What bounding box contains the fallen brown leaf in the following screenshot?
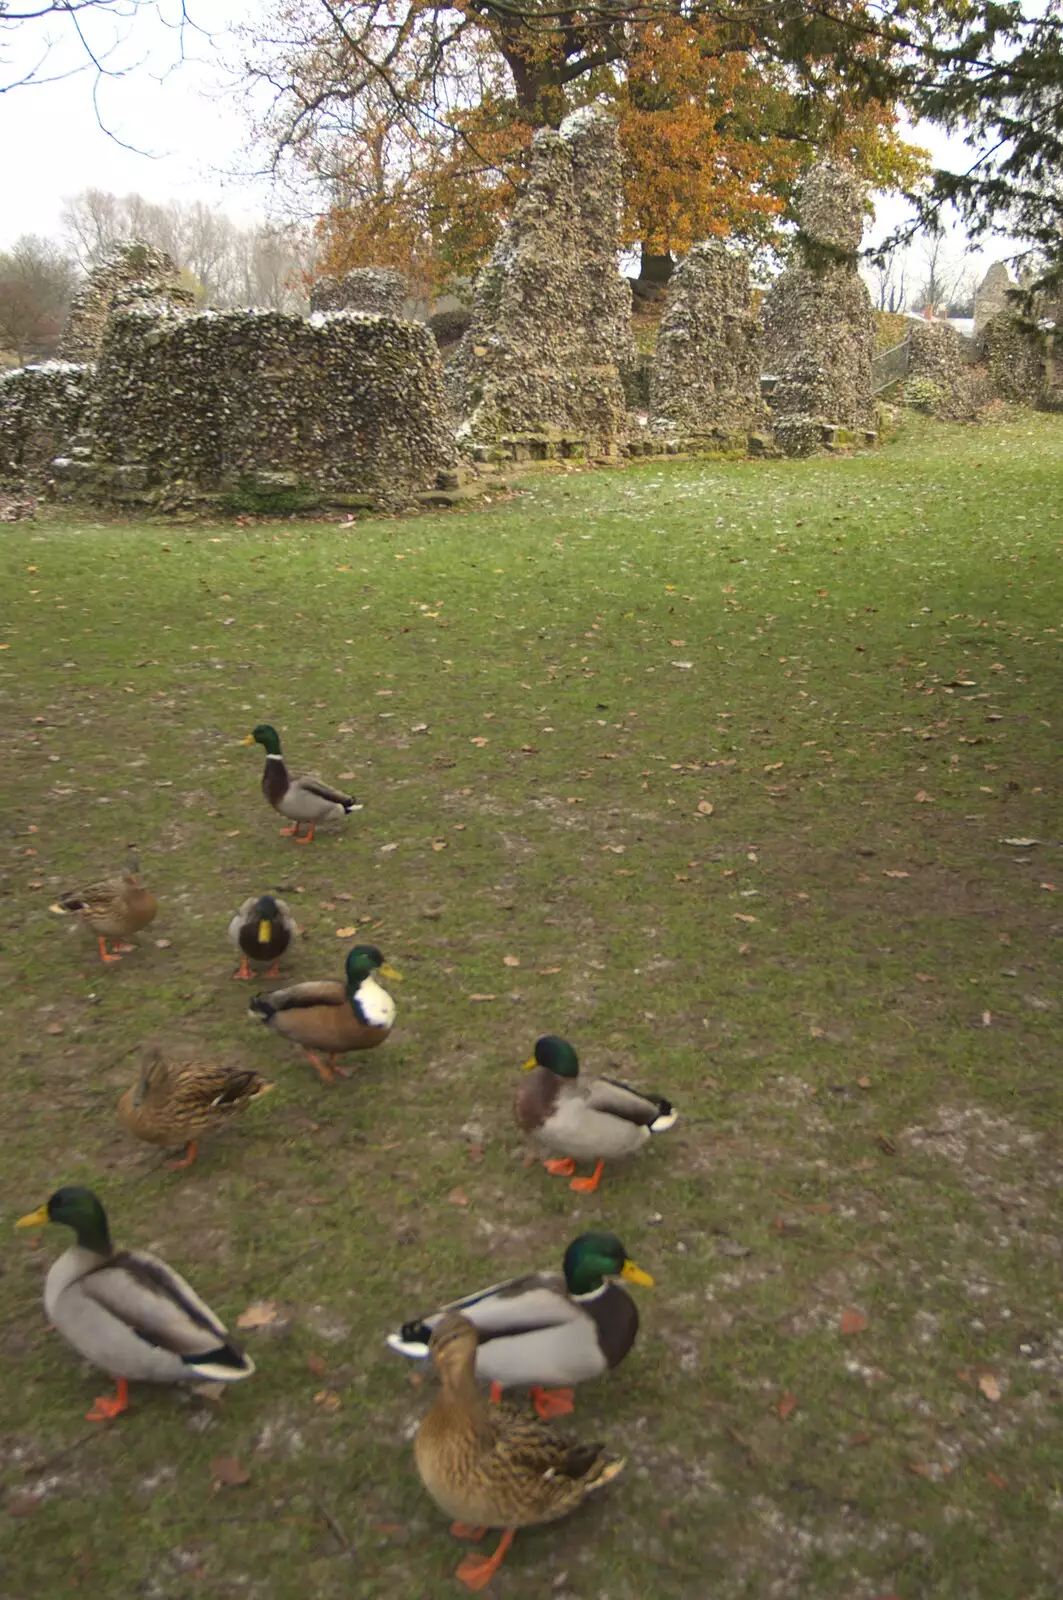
[503,955,520,967]
[883,870,910,879]
[236,1300,278,1330]
[448,1186,470,1207]
[313,1390,342,1412]
[431,839,447,851]
[307,1354,327,1378]
[468,993,496,1002]
[210,1455,251,1488]
[856,1076,872,1089]
[467,1143,484,1164]
[777,1391,798,1421]
[734,913,757,924]
[977,1371,1002,1402]
[335,926,357,938]
[840,1308,869,1336]
[697,800,715,815]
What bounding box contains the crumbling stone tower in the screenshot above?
[649,239,769,443]
[450,106,632,458]
[761,162,876,456]
[59,241,194,364]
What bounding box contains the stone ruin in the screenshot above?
[973,262,1017,336]
[761,160,876,456]
[450,106,635,460]
[59,241,194,364]
[0,361,92,488]
[902,320,984,420]
[309,267,411,317]
[981,313,1047,405]
[57,304,456,512]
[649,239,770,446]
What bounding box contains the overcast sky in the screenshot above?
[0,0,1010,281]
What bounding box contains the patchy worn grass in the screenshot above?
[2,411,1062,1599]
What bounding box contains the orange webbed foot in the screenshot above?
[544,1158,576,1177]
[280,823,302,837]
[86,1378,129,1422]
[165,1141,198,1171]
[233,959,254,980]
[450,1523,488,1541]
[530,1385,575,1419]
[294,825,315,845]
[455,1530,515,1591]
[303,1050,335,1084]
[489,1381,503,1405]
[97,937,122,964]
[264,962,281,978]
[570,1159,605,1194]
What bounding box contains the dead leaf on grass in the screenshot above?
[448,1187,470,1207]
[431,839,447,851]
[503,955,520,967]
[236,1300,278,1330]
[856,1076,871,1090]
[470,736,489,747]
[468,993,496,1002]
[313,1390,342,1412]
[697,800,714,815]
[985,1471,1009,1490]
[307,1354,327,1378]
[883,870,910,879]
[1002,837,1039,848]
[335,926,357,938]
[210,1456,251,1488]
[914,791,934,803]
[467,1143,484,1164]
[777,1392,798,1421]
[734,913,757,924]
[981,1010,993,1027]
[840,1308,868,1336]
[977,1371,1002,1402]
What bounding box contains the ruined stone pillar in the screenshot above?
[760,162,876,456]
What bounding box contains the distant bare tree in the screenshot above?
[61,188,314,310]
[0,234,79,362]
[866,247,910,314]
[911,228,971,316]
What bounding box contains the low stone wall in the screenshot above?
[649,239,769,445]
[63,306,456,511]
[309,267,411,316]
[0,362,93,486]
[901,320,985,419]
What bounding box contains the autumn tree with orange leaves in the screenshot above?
[244,0,924,295]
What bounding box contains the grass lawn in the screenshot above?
[2,411,1061,1599]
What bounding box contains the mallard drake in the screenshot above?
[248,943,400,1083]
[388,1231,653,1419]
[15,1186,255,1421]
[118,1047,274,1170]
[415,1312,625,1591]
[228,892,295,980]
[515,1035,677,1194]
[241,724,361,843]
[53,849,157,963]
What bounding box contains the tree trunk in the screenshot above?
[637,249,675,286]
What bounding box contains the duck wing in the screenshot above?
[257,980,347,1014]
[584,1076,673,1127]
[390,1271,571,1353]
[292,774,355,806]
[79,1249,249,1369]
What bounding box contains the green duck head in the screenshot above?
[523,1034,579,1079]
[345,944,402,990]
[16,1186,113,1255]
[563,1231,654,1296]
[242,724,282,755]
